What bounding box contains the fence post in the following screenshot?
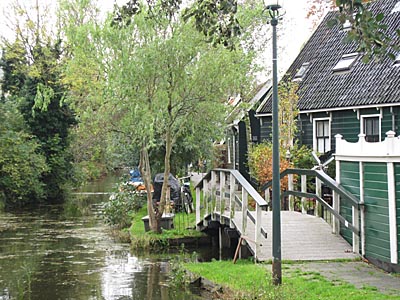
[352,205,360,253]
[211,171,217,220]
[288,173,294,211]
[301,175,307,214]
[242,189,248,236]
[315,177,321,217]
[220,171,226,217]
[196,187,201,228]
[203,179,209,226]
[255,203,262,259]
[265,188,271,211]
[230,173,235,228]
[332,191,340,234]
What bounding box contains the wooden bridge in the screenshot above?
[194,169,361,262]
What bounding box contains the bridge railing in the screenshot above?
[260,168,362,254]
[194,169,268,257]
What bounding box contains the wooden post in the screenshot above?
[203,179,209,226]
[332,191,340,234]
[230,173,235,228]
[220,171,226,216]
[196,187,201,228]
[301,175,307,214]
[387,162,398,264]
[288,173,294,211]
[255,203,262,259]
[359,161,365,256]
[315,177,321,217]
[242,189,248,236]
[352,206,360,254]
[265,188,271,211]
[211,171,216,220]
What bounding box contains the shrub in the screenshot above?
[248,142,293,190]
[103,182,146,229]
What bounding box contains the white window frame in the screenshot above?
[333,53,359,72]
[360,114,381,142]
[393,53,400,67]
[293,62,310,81]
[313,117,331,153]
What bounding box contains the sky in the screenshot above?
[0,0,319,83]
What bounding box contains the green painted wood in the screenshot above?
[364,162,391,263]
[395,163,400,264]
[298,114,313,147]
[381,107,392,135]
[339,161,359,245]
[331,110,360,143]
[260,116,272,142]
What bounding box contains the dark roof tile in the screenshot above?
[258,0,400,114]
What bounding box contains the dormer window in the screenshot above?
[391,1,400,14]
[333,53,359,72]
[293,62,310,81]
[342,19,352,31]
[394,53,400,67]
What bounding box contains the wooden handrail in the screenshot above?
[260,168,360,207]
[282,190,360,235]
[195,168,268,208]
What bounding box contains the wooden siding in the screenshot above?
[364,162,391,263]
[395,163,400,263]
[381,107,393,135]
[339,161,359,244]
[260,116,272,142]
[298,114,313,147]
[395,107,400,133]
[332,110,359,144]
[258,107,398,152]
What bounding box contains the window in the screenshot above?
[333,53,359,72]
[314,119,331,153]
[362,115,380,142]
[342,20,352,31]
[391,1,400,14]
[393,53,400,67]
[293,62,310,81]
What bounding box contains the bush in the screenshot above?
[103,182,147,229]
[248,142,293,190]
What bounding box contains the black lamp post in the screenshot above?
[265,0,284,285]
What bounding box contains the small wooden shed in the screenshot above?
[335,131,400,272]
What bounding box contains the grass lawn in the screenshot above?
[183,260,400,300]
[129,205,204,248]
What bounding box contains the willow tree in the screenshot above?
[62,0,260,232]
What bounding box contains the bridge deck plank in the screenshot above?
[221,210,358,261]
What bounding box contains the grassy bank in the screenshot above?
[129,205,205,249]
[183,260,400,300]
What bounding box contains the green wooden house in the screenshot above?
[254,0,400,271]
[255,0,400,153]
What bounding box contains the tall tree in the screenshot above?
[1,1,77,203]
[62,0,261,232]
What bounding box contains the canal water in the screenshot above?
[0,175,207,300]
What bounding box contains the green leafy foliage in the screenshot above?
[183,0,241,50]
[103,183,147,229]
[0,100,48,207]
[0,3,77,204]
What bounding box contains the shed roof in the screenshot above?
[257,0,400,114]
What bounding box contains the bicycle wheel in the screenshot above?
[182,191,194,214]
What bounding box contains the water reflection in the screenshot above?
[0,175,203,300]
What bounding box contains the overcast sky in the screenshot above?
[0,0,318,82]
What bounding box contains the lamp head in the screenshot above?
[264,0,282,11]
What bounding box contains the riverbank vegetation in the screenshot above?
[182,260,400,300]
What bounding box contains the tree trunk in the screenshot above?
[139,142,159,232]
[155,126,173,229]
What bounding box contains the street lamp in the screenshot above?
[264,0,285,286]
